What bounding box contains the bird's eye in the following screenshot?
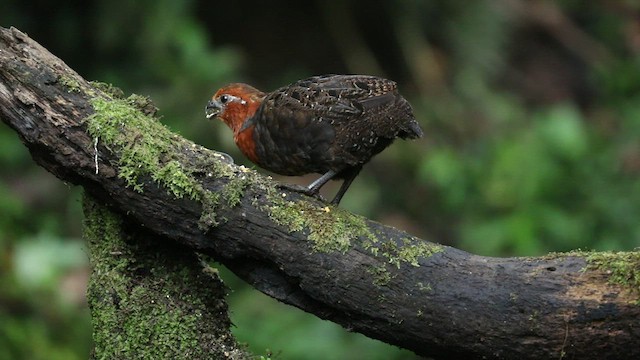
[219,95,229,104]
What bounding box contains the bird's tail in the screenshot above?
[400,119,424,139]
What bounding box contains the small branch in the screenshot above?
[1,26,638,359]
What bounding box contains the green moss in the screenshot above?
[268,199,375,253]
[126,94,159,116]
[267,196,443,276]
[221,172,252,208]
[396,238,443,267]
[87,96,203,200]
[83,195,249,359]
[58,74,82,92]
[90,81,125,99]
[366,265,393,286]
[586,251,640,299]
[199,192,221,229]
[379,237,443,269]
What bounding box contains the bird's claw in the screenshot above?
[277,183,327,202]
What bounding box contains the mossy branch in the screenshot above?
[1,26,639,359]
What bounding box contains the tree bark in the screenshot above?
[1,26,638,359]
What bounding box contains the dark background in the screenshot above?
[1,1,640,359]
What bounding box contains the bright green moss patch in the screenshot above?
[87,96,203,200]
[83,195,249,359]
[268,200,372,253]
[267,198,375,253]
[267,197,443,270]
[586,251,640,299]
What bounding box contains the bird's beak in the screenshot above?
[205,99,222,119]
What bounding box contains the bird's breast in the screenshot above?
[234,125,259,164]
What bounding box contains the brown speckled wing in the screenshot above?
[250,75,422,176]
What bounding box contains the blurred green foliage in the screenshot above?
[1,0,640,359]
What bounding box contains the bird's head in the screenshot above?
[206,83,265,133]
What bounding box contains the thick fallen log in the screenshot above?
[1,26,638,359]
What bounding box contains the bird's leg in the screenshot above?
[278,170,337,201]
[276,170,337,202]
[330,166,362,205]
[278,167,360,205]
[306,169,338,195]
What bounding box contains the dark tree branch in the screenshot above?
[1,26,638,359]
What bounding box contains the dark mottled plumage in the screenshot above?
[206,74,423,205]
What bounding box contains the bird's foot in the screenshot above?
[277,183,327,202]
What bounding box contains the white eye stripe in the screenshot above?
[219,94,247,105]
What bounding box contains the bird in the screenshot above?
[205,74,423,205]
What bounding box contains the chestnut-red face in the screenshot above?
[205,84,265,133]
